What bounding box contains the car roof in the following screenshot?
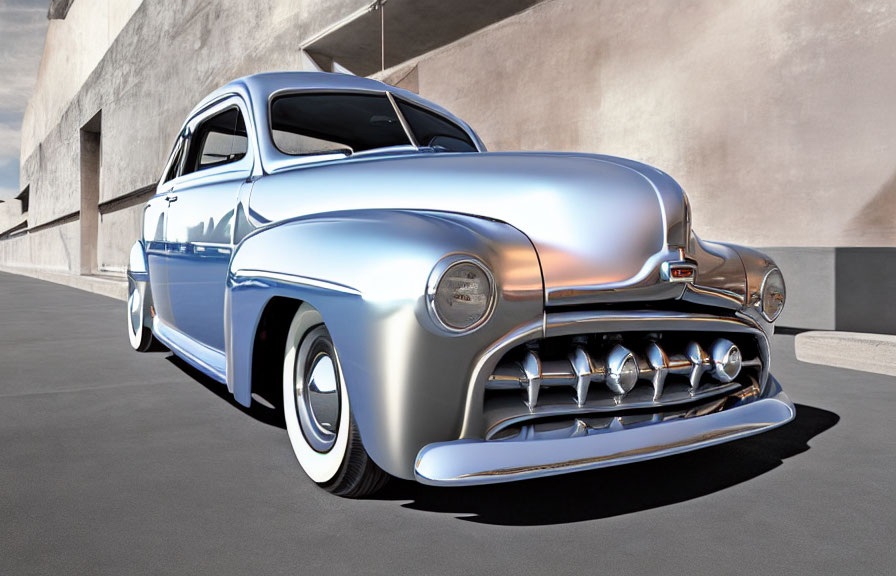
[189,71,462,127]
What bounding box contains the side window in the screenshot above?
[183,107,248,175]
[162,138,183,183]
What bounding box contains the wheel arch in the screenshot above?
[246,296,302,409]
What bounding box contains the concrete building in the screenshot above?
[2,0,896,334]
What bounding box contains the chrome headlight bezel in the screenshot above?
[758,267,786,322]
[426,255,496,334]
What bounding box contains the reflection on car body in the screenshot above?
[126,72,792,497]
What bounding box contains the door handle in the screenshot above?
[166,195,178,204]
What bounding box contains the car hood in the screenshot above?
[249,151,690,305]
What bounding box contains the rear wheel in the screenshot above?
[127,280,155,352]
[282,304,389,497]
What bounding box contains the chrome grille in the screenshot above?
[483,330,763,439]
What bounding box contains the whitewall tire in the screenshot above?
[282,303,388,497]
[127,280,155,352]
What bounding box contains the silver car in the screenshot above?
[126,71,793,497]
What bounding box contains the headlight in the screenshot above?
[427,257,495,332]
[759,268,786,322]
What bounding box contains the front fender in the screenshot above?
[226,209,544,479]
[726,244,782,332]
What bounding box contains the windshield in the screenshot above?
[395,99,477,152]
[270,92,476,157]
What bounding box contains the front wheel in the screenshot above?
[282,304,389,497]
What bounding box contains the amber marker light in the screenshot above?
[660,260,697,284]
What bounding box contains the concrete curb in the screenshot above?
[795,330,896,377]
[0,266,127,301]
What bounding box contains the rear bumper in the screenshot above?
[414,376,795,486]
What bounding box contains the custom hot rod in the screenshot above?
[127,72,793,497]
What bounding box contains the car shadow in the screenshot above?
[164,354,837,525]
[165,354,285,429]
[373,404,838,526]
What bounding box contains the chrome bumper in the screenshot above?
[414,376,795,486]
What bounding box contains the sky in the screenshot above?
[0,0,48,200]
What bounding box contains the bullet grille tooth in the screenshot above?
[491,336,755,411]
[520,350,541,412]
[644,341,669,401]
[569,346,594,408]
[686,341,712,394]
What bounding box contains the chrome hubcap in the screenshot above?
[295,338,341,453]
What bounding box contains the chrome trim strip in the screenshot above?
[232,269,362,296]
[386,91,420,148]
[267,152,351,172]
[192,241,232,254]
[683,282,745,307]
[417,378,794,486]
[152,318,227,382]
[459,318,544,438]
[543,310,764,338]
[351,145,419,158]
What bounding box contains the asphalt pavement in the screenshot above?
[1,270,893,575]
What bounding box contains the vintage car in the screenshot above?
[126,71,793,497]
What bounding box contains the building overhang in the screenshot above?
[48,0,75,20]
[301,0,544,77]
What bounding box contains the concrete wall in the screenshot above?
[835,248,896,334]
[380,0,896,249]
[0,220,79,272]
[6,0,896,333]
[0,199,25,236]
[14,0,370,275]
[21,0,143,158]
[97,204,142,273]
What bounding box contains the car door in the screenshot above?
[145,134,185,327]
[162,98,254,353]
